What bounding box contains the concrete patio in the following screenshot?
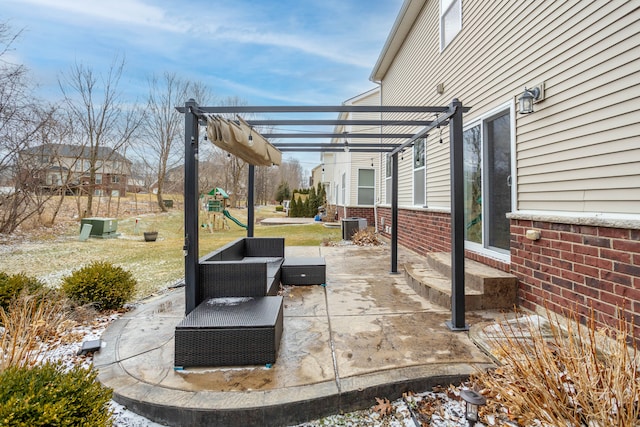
[94,244,499,426]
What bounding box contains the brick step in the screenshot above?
[404,252,518,310]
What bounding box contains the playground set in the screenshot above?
[201,187,247,231]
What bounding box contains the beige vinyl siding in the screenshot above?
[345,89,381,206]
[515,1,640,214]
[377,0,639,215]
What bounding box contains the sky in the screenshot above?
[3,0,403,171]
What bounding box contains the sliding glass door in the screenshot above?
[463,108,513,256]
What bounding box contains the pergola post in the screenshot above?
[247,164,255,237]
[390,152,399,274]
[446,98,467,331]
[183,99,199,315]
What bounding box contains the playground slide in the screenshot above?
[223,209,247,229]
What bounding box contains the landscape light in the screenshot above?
[460,389,487,426]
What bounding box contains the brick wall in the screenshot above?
[335,206,375,228]
[375,206,510,272]
[511,219,640,344]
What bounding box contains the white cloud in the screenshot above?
[11,0,185,33]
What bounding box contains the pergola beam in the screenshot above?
[177,105,449,114]
[247,119,440,126]
[262,133,414,139]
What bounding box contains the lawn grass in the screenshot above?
[1,207,340,298]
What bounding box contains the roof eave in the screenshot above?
[369,0,427,83]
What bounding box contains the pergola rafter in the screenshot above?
[179,98,471,331]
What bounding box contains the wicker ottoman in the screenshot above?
[174,296,283,367]
[281,257,326,285]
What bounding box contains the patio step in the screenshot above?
[404,252,517,310]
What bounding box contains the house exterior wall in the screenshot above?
[371,0,640,342]
[331,88,382,215]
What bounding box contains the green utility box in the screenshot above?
[207,200,223,212]
[80,217,119,238]
[163,199,174,208]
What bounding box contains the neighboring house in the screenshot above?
[325,88,382,227]
[331,1,639,341]
[19,143,131,196]
[150,164,184,195]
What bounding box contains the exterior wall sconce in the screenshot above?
[518,83,544,114]
[460,389,487,426]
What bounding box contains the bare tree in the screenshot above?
[275,158,305,195]
[139,73,188,211]
[0,22,59,233]
[58,57,142,217]
[138,74,215,211]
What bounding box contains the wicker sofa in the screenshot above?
[175,237,327,368]
[197,237,285,300]
[175,238,285,368]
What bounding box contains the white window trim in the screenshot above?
[412,139,426,207]
[357,168,376,206]
[463,101,515,263]
[440,0,462,52]
[384,153,392,204]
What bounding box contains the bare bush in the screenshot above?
[474,307,640,427]
[0,292,68,370]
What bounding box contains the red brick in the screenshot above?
[574,263,599,278]
[540,230,560,240]
[599,248,631,263]
[583,255,602,268]
[561,270,584,284]
[551,275,573,289]
[612,239,640,253]
[541,247,561,258]
[598,228,630,239]
[564,252,585,264]
[560,232,582,243]
[614,285,640,301]
[560,288,585,304]
[600,291,632,310]
[614,262,640,277]
[550,240,572,252]
[573,245,599,256]
[601,270,632,286]
[585,276,614,293]
[573,283,599,298]
[549,222,573,232]
[578,225,599,236]
[551,258,573,271]
[583,235,611,248]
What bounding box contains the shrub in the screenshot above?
[0,272,45,311]
[62,261,136,311]
[474,307,640,426]
[275,205,284,212]
[0,362,113,426]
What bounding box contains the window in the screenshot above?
[385,154,392,204]
[413,139,426,206]
[440,0,462,50]
[357,169,375,205]
[95,174,102,184]
[111,175,120,184]
[341,173,346,205]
